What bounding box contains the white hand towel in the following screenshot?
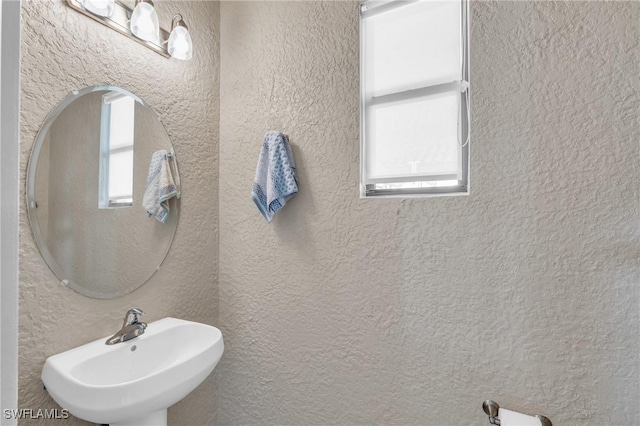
[142,149,180,223]
[251,131,298,223]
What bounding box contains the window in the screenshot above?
[360,0,470,197]
[98,93,136,208]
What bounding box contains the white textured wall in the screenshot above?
[219,1,639,425]
[19,1,219,425]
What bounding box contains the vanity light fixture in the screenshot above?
[167,14,193,61]
[65,0,193,60]
[130,0,159,43]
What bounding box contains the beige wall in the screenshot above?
[219,2,639,425]
[19,1,219,425]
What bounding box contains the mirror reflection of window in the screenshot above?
[99,93,135,208]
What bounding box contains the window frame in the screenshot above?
[359,0,470,198]
[98,92,136,208]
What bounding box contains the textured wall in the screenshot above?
[19,1,219,425]
[219,1,639,425]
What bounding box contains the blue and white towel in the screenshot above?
[251,131,298,223]
[142,149,181,223]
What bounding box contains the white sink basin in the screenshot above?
[41,317,224,426]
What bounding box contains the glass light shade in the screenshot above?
[82,0,115,17]
[130,1,159,42]
[168,25,193,60]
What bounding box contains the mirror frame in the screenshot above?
[26,85,180,298]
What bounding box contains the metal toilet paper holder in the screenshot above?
[483,400,552,426]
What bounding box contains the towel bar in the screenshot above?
[482,400,552,426]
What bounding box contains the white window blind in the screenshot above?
[360,0,470,197]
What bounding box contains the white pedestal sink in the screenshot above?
[41,317,224,426]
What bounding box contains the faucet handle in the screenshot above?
[123,308,145,327]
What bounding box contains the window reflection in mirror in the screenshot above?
[99,93,135,208]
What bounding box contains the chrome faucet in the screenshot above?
[105,308,147,345]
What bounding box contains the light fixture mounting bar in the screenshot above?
[65,0,171,58]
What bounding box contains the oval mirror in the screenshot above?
[26,86,180,299]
